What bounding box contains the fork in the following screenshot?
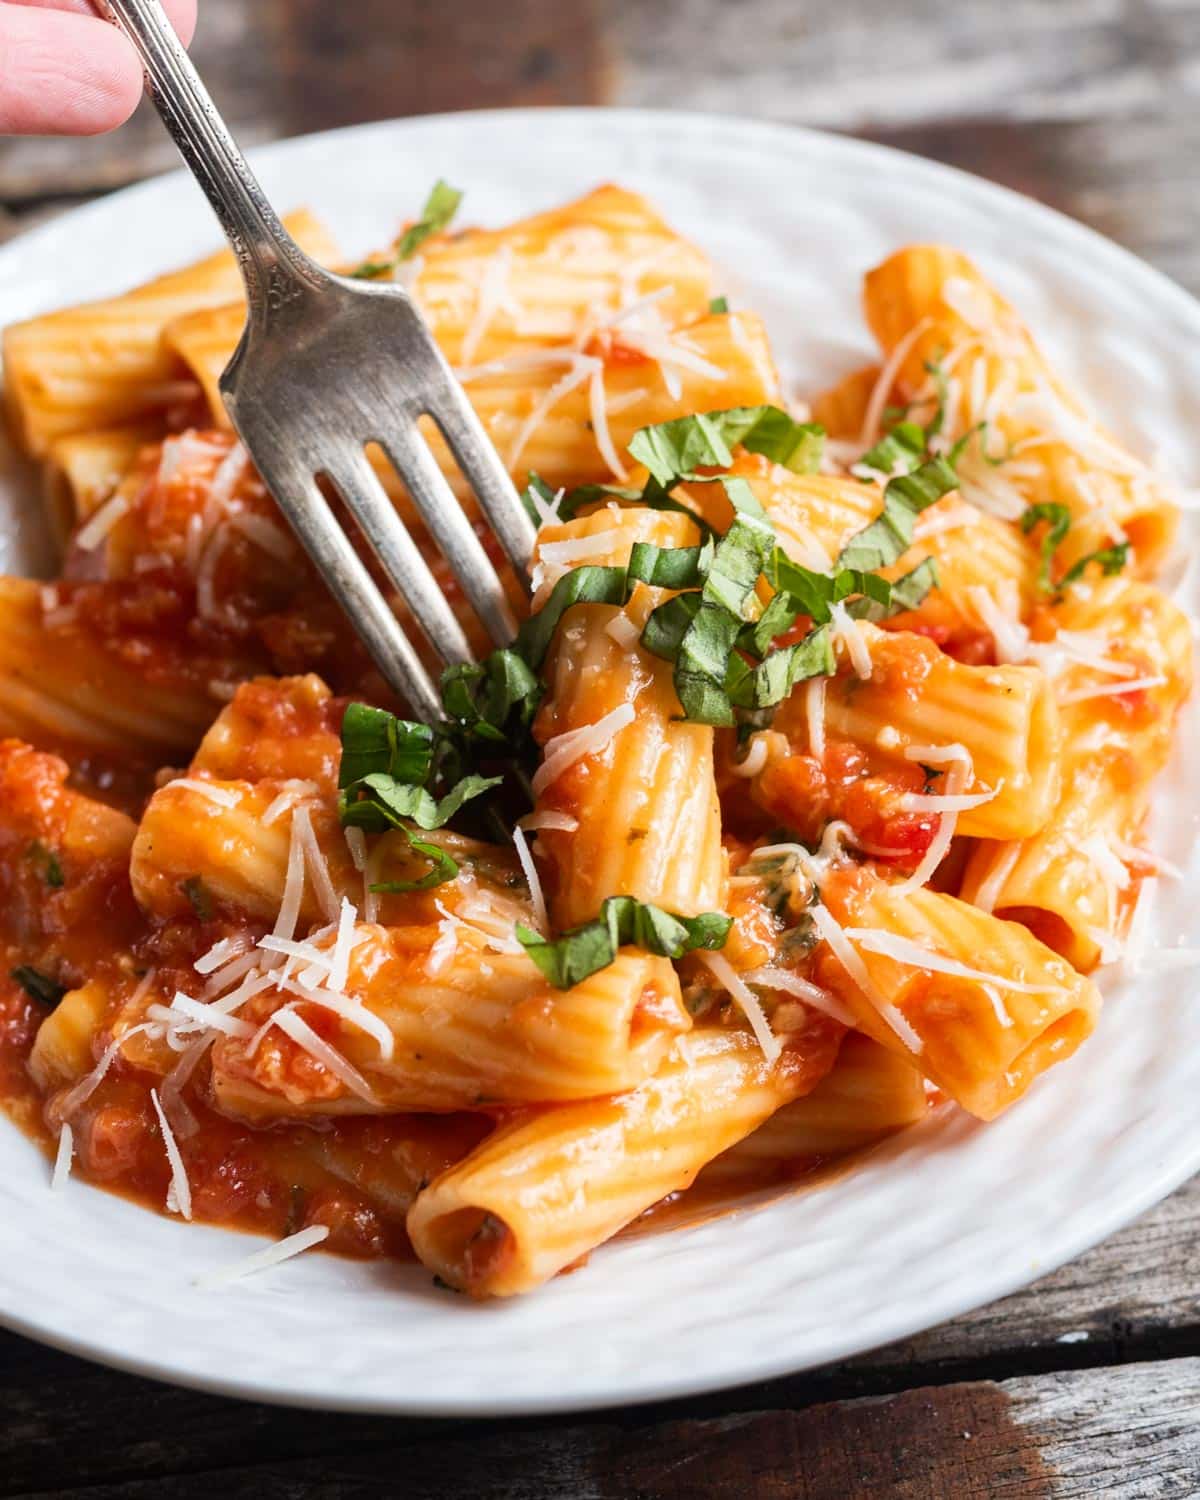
[97,0,537,723]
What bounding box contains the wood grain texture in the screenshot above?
[0,0,608,201]
[0,1182,1196,1495]
[3,1359,1197,1499]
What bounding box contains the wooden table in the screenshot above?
[2,2,1198,1494]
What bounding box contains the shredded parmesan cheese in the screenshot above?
[292,804,340,924]
[861,317,934,443]
[739,966,857,1026]
[517,809,579,834]
[194,1224,330,1290]
[460,244,513,366]
[1056,675,1166,705]
[698,952,782,1064]
[806,676,827,762]
[344,826,367,873]
[893,744,973,896]
[274,808,307,941]
[972,842,1023,914]
[531,701,635,796]
[151,1087,192,1219]
[51,1122,73,1191]
[729,733,772,779]
[262,780,319,828]
[842,928,1064,994]
[168,777,242,810]
[829,602,873,680]
[589,362,627,480]
[270,1006,378,1104]
[511,826,548,934]
[75,491,129,551]
[810,905,923,1054]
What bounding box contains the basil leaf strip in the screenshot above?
[338,702,435,789]
[517,896,732,989]
[441,651,542,745]
[11,966,67,1009]
[350,179,462,279]
[835,454,959,571]
[1020,502,1073,594]
[627,407,825,487]
[339,770,502,835]
[512,565,627,670]
[641,511,775,725]
[368,834,463,894]
[855,420,927,480]
[725,622,836,710]
[847,558,939,621]
[1058,540,1130,590]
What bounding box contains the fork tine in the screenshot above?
[427,381,538,586]
[323,448,475,669]
[248,450,444,721]
[380,423,520,649]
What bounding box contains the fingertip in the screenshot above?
[0,9,146,136]
[80,29,148,135]
[161,0,198,48]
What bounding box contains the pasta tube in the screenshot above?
[960,576,1193,968]
[0,578,225,757]
[210,929,689,1119]
[770,621,1061,841]
[862,246,1178,575]
[703,1033,928,1180]
[529,508,725,926]
[407,1021,842,1297]
[817,868,1101,1120]
[3,209,339,457]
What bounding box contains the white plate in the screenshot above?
[0,108,1197,1417]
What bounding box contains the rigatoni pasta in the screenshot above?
[0,180,1189,1298]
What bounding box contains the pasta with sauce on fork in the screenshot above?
[0,182,1188,1297]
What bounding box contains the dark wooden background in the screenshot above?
[2,2,1199,1495]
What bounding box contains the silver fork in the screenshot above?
[98,0,536,723]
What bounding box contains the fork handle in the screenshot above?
[95,0,322,312]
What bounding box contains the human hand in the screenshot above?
[0,0,197,135]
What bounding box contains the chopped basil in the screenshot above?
[27,840,63,889]
[708,295,729,314]
[513,565,627,670]
[11,966,66,1009]
[516,896,732,989]
[181,876,213,922]
[628,407,825,486]
[441,650,542,745]
[1020,502,1073,594]
[835,454,959,572]
[350,179,462,280]
[848,558,939,621]
[641,510,775,725]
[1019,504,1128,594]
[1058,540,1130,590]
[855,420,927,481]
[338,702,434,790]
[339,770,501,835]
[367,832,463,894]
[725,622,836,711]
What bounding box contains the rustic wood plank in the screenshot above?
[612,0,1200,132]
[1,1180,1197,1495]
[5,1358,1198,1499]
[0,0,608,201]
